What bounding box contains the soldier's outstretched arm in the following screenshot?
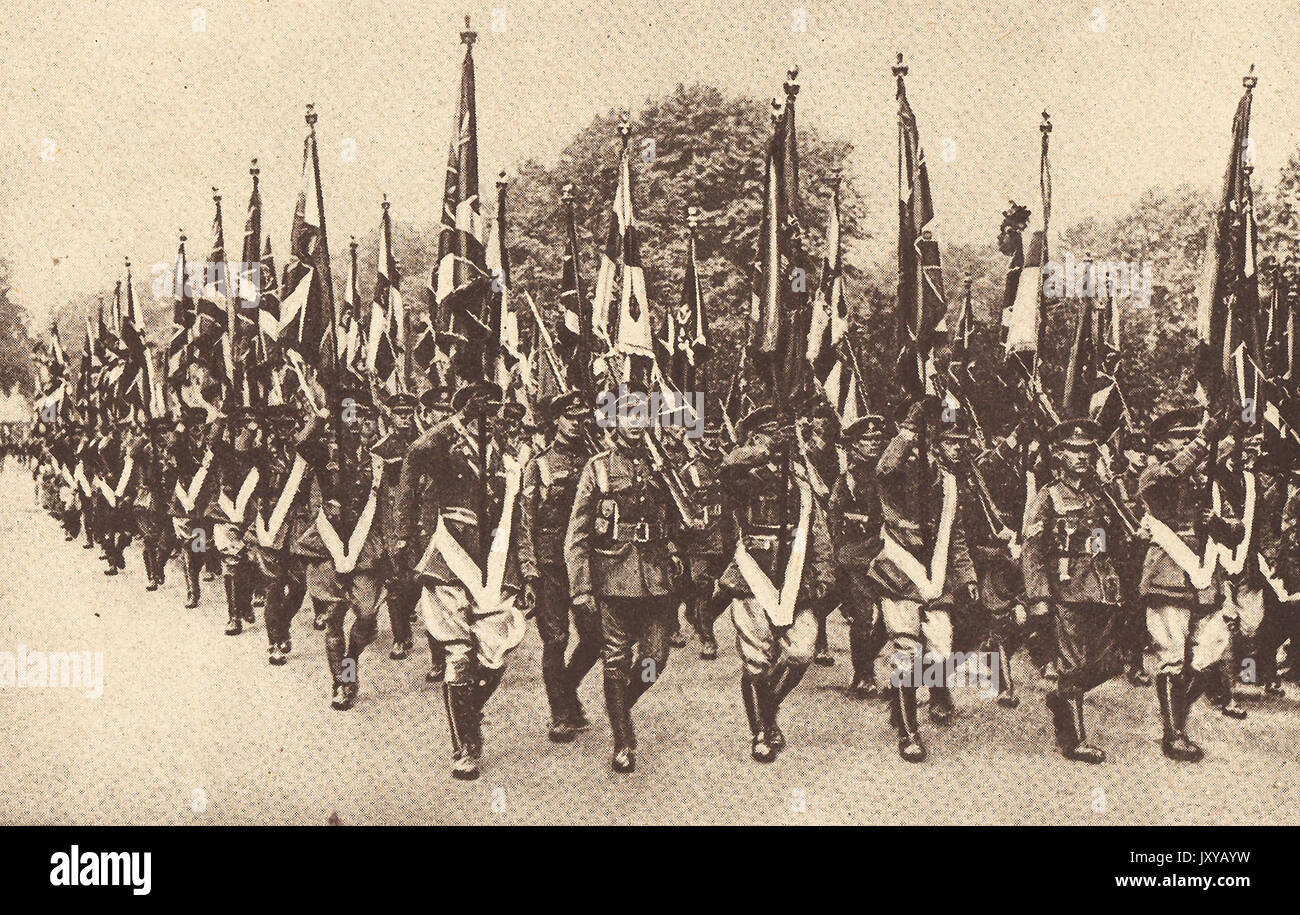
[564,459,598,603]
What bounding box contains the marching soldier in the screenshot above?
[130,416,174,592]
[170,406,218,609]
[415,385,453,684]
[212,407,261,635]
[680,423,734,660]
[518,389,599,742]
[714,404,834,763]
[292,390,389,711]
[95,413,135,576]
[870,397,978,763]
[565,390,687,773]
[803,404,842,668]
[396,381,529,780]
[372,391,421,661]
[244,404,311,665]
[1138,406,1236,762]
[827,413,889,699]
[1021,419,1123,763]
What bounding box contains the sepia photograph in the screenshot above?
[0,0,1295,874]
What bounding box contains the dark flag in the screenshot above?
[166,231,193,381]
[1062,287,1097,421]
[431,18,489,386]
[894,54,945,397]
[555,183,594,396]
[232,161,263,403]
[193,188,230,386]
[278,114,333,372]
[750,101,788,401]
[366,198,404,392]
[1195,68,1262,414]
[658,206,710,395]
[808,173,848,382]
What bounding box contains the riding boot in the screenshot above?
[603,671,636,772]
[1217,654,1247,719]
[896,686,926,762]
[990,640,1019,708]
[1066,694,1106,763]
[1159,673,1203,762]
[223,577,242,635]
[813,615,834,666]
[742,674,774,762]
[182,548,201,608]
[1045,688,1077,753]
[445,681,481,780]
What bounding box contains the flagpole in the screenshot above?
[307,103,348,531]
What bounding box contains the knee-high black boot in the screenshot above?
[742,674,774,762]
[1158,673,1203,761]
[444,681,481,780]
[892,685,926,762]
[1066,693,1105,763]
[990,640,1019,708]
[223,576,242,635]
[182,547,201,608]
[1216,650,1247,719]
[603,671,636,772]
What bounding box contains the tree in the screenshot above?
[0,257,35,398]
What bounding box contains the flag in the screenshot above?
[191,189,231,386]
[232,162,263,403]
[366,199,405,391]
[278,131,330,369]
[339,237,367,386]
[431,20,489,385]
[591,119,656,369]
[750,103,788,395]
[555,184,594,396]
[662,207,711,394]
[1062,291,1096,421]
[484,172,519,390]
[894,55,945,397]
[808,174,848,381]
[1000,202,1044,366]
[1195,69,1262,413]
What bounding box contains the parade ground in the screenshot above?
[1,466,1297,826]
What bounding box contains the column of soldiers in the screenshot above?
[22,377,1300,780]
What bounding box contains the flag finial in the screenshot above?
[784,66,800,99]
[497,169,508,191]
[212,187,220,202]
[687,206,700,230]
[250,158,259,180]
[617,114,631,145]
[1243,64,1257,89]
[892,53,908,78]
[1040,110,1052,135]
[561,183,575,203]
[124,256,131,270]
[305,103,317,127]
[350,235,357,250]
[382,193,389,209]
[770,97,783,128]
[461,15,477,45]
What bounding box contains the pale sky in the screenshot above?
[2,0,1298,326]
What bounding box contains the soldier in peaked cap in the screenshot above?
[1138,404,1237,762]
[396,380,530,780]
[243,402,312,666]
[869,396,979,763]
[374,391,421,662]
[518,388,598,742]
[714,402,835,763]
[293,388,390,712]
[681,422,736,661]
[1022,418,1126,763]
[565,387,689,773]
[828,413,891,698]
